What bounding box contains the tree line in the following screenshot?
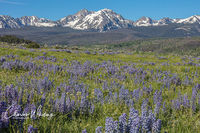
[0,35,40,48]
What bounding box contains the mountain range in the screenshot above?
[1,8,200,32]
[1,9,200,45]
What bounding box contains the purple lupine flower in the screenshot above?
[182,94,190,108]
[152,119,161,133]
[141,116,151,133]
[119,113,127,133]
[129,108,138,120]
[141,99,152,132]
[29,103,37,120]
[54,98,60,112]
[114,92,118,104]
[59,93,66,113]
[148,110,156,125]
[82,129,87,133]
[95,126,103,133]
[154,101,161,116]
[102,81,108,91]
[66,97,71,112]
[105,117,114,133]
[141,100,148,118]
[18,86,25,105]
[132,89,140,102]
[128,99,134,107]
[142,85,153,95]
[38,77,54,92]
[40,93,46,107]
[1,111,9,128]
[191,86,198,112]
[128,108,140,133]
[172,99,180,110]
[84,51,91,54]
[162,101,166,113]
[183,75,190,85]
[153,90,162,105]
[23,103,32,114]
[0,101,7,114]
[55,86,61,97]
[0,57,6,65]
[107,91,114,103]
[9,102,21,116]
[80,93,90,114]
[5,85,18,104]
[94,88,104,104]
[113,121,119,133]
[40,52,46,56]
[27,125,37,133]
[153,90,158,104]
[119,88,130,105]
[89,103,95,114]
[129,116,141,133]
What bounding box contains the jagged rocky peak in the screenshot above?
[160,17,173,22]
[139,16,152,21]
[59,8,133,31]
[101,8,113,11]
[99,8,126,20]
[175,15,200,24]
[59,9,91,25]
[20,16,40,25]
[20,16,57,27]
[0,9,200,31]
[0,15,22,28]
[99,8,114,13]
[74,9,92,17]
[156,17,174,25]
[134,16,154,26]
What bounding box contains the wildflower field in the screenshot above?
[0,45,200,133]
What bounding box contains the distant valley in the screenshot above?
[1,9,200,45]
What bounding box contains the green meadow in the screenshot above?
[0,39,200,133]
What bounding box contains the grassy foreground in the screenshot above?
[0,45,200,133]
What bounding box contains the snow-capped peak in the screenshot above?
[59,9,133,31]
[175,15,200,24]
[100,8,113,12]
[0,9,200,31]
[20,16,57,27]
[0,15,22,28]
[134,17,154,26]
[74,9,92,17]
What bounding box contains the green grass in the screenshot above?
[0,44,200,133]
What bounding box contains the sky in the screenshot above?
[0,0,200,21]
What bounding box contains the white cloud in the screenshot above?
[0,0,24,5]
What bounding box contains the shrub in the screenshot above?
[0,35,40,48]
[25,42,40,48]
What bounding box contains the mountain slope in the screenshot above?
[1,23,200,45]
[175,15,200,24]
[59,9,133,31]
[20,16,57,27]
[1,9,200,32]
[0,15,22,28]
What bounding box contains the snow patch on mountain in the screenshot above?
[175,15,200,24]
[0,9,200,31]
[0,15,22,28]
[59,8,133,31]
[20,16,57,27]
